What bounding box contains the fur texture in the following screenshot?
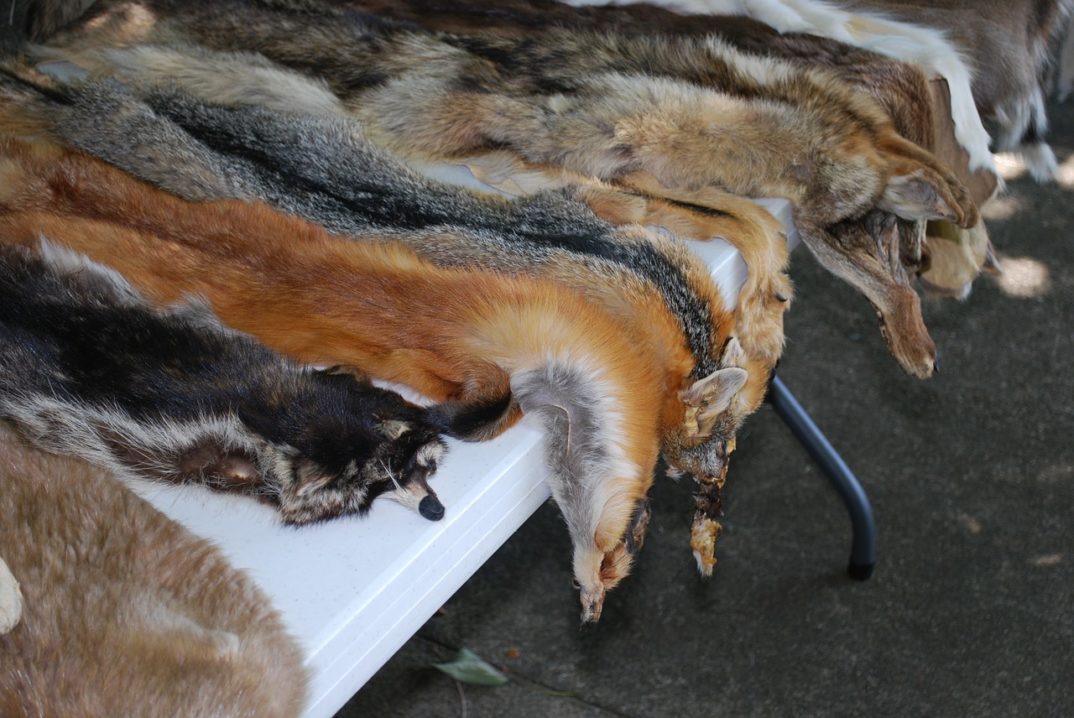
[16,50,790,367]
[565,0,997,177]
[0,138,759,619]
[0,240,463,524]
[0,424,308,716]
[36,1,977,376]
[570,0,1072,181]
[27,0,994,302]
[0,69,777,574]
[332,0,994,298]
[842,0,1073,182]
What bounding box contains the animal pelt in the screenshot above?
[569,0,1071,181]
[330,0,994,349]
[841,0,1074,182]
[0,240,466,524]
[35,0,977,378]
[0,139,754,620]
[0,424,309,717]
[15,48,791,368]
[560,0,997,179]
[0,68,779,574]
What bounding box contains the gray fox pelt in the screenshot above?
[0,240,470,525]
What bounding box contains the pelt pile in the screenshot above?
[0,0,1065,711]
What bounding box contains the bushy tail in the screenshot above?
[426,391,521,442]
[24,0,100,41]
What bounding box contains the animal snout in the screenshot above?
[418,494,445,521]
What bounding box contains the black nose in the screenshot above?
[419,495,445,521]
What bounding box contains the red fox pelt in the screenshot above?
[33,0,977,377]
[0,140,754,620]
[0,424,308,717]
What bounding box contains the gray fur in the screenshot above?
[51,78,725,378]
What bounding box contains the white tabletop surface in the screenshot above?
[131,165,798,718]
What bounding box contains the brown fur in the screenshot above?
[9,42,792,368]
[38,0,973,376]
[0,423,307,717]
[846,0,1074,158]
[0,137,744,617]
[337,0,993,356]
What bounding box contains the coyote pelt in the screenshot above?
[0,424,308,717]
[336,0,992,302]
[0,139,755,619]
[561,0,995,176]
[36,0,974,377]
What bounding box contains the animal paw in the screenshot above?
[690,515,723,578]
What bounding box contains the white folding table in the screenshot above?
[129,188,862,718]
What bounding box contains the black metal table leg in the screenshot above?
[766,375,876,580]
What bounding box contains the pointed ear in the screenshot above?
[720,336,747,368]
[879,170,958,223]
[680,367,749,438]
[680,367,748,415]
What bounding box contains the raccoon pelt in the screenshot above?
[0,138,757,620]
[0,424,308,717]
[0,240,474,524]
